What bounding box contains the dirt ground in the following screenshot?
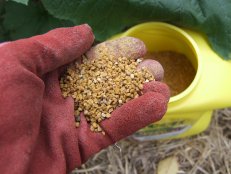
[72,108,231,174]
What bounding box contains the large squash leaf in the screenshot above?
[0,0,6,42]
[3,1,74,40]
[41,0,231,60]
[8,0,29,5]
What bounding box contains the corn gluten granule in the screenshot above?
[145,51,196,96]
[60,45,154,133]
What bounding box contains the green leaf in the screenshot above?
[0,25,5,42]
[41,0,231,60]
[0,0,6,42]
[3,1,74,40]
[8,0,29,5]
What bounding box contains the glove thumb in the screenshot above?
[0,24,94,76]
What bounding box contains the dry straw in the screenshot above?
[72,108,231,174]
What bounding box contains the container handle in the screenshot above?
[132,125,191,141]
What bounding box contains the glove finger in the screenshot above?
[77,91,169,163]
[143,81,170,101]
[101,91,168,141]
[86,37,147,60]
[137,59,164,81]
[1,24,94,76]
[85,37,164,82]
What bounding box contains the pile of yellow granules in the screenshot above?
[60,44,154,134]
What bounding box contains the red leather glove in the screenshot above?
[0,24,170,174]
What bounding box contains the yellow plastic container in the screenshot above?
[111,22,231,140]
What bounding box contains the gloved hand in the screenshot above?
[0,24,170,174]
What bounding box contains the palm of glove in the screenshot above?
[0,25,169,174]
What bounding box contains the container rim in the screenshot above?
[121,22,202,103]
